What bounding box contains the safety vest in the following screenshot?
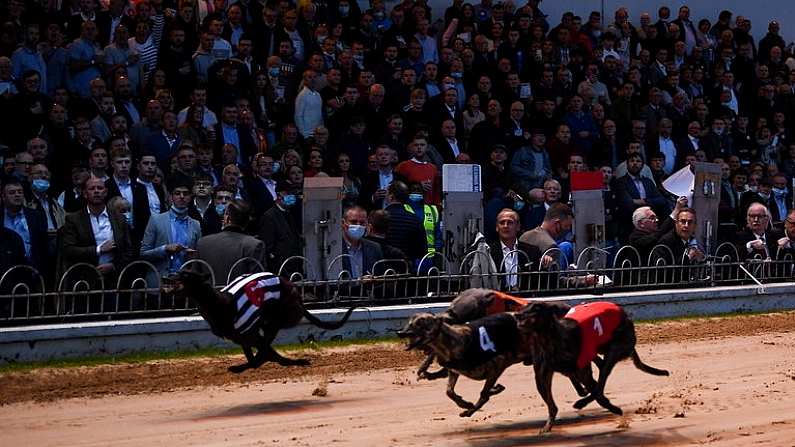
[404,203,439,254]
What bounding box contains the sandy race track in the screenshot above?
[2,313,795,446]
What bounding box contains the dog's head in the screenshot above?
[397,313,443,351]
[162,269,212,296]
[515,301,560,335]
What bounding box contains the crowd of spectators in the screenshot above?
[2,0,795,295]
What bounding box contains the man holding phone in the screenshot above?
[140,176,202,283]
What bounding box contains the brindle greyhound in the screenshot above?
[515,301,669,433]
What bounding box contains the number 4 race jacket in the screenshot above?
[564,301,624,369]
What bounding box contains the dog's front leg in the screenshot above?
[459,372,504,417]
[534,363,557,434]
[445,372,475,410]
[228,345,256,373]
[417,353,448,380]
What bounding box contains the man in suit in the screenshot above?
[488,209,539,291]
[734,202,783,260]
[197,199,266,286]
[189,176,224,237]
[615,153,670,236]
[360,145,395,210]
[140,177,202,284]
[144,111,181,172]
[428,88,463,136]
[105,148,148,246]
[59,177,134,278]
[383,181,429,266]
[245,153,278,218]
[134,153,167,233]
[213,103,257,168]
[658,207,706,280]
[258,183,302,276]
[435,119,467,164]
[341,206,384,278]
[628,197,685,264]
[1,180,48,274]
[770,174,791,225]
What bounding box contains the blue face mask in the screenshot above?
[409,193,423,203]
[282,194,297,207]
[32,179,50,193]
[347,224,366,240]
[269,67,280,78]
[171,205,189,215]
[514,200,525,211]
[451,72,463,79]
[123,211,133,226]
[215,204,226,216]
[272,161,281,174]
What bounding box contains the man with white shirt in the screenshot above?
[294,70,323,138]
[436,119,466,164]
[488,209,537,291]
[654,118,678,175]
[734,202,782,260]
[177,86,217,127]
[60,177,134,278]
[106,148,148,245]
[362,145,395,209]
[135,153,167,231]
[246,153,279,217]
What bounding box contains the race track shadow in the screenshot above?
[448,412,692,447]
[191,398,354,420]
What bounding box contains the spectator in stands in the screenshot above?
[615,153,669,237]
[659,207,706,264]
[735,202,782,260]
[258,182,302,275]
[60,177,134,277]
[395,134,440,205]
[197,199,266,285]
[105,148,146,245]
[488,208,538,291]
[341,205,384,278]
[519,203,574,268]
[383,180,428,266]
[140,176,202,282]
[188,175,222,237]
[628,197,687,263]
[246,153,278,217]
[365,209,408,266]
[295,70,323,138]
[2,180,48,272]
[511,128,552,191]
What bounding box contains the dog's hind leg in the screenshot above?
[584,353,623,415]
[534,364,558,434]
[262,345,311,366]
[572,366,599,409]
[459,372,504,417]
[446,372,475,410]
[228,345,257,373]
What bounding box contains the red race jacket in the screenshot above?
[486,291,529,315]
[564,301,624,369]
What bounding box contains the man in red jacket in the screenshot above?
[395,134,440,205]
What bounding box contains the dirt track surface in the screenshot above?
[2,312,795,446]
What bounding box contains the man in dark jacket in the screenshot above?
[1,181,48,274]
[258,183,302,275]
[383,181,427,266]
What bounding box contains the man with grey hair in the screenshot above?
[628,196,686,262]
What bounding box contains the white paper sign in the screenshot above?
[442,164,481,192]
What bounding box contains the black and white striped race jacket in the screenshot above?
[222,272,282,336]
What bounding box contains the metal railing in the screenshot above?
[1,246,794,326]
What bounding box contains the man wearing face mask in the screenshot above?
[141,177,202,283]
[258,182,302,276]
[700,117,734,161]
[28,163,66,236]
[341,206,383,279]
[769,174,791,224]
[740,177,774,221]
[198,199,266,286]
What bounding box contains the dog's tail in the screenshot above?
[631,350,670,376]
[303,306,357,330]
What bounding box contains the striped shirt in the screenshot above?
[222,272,282,335]
[128,36,158,82]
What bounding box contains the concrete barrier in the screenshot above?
[1,282,792,364]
